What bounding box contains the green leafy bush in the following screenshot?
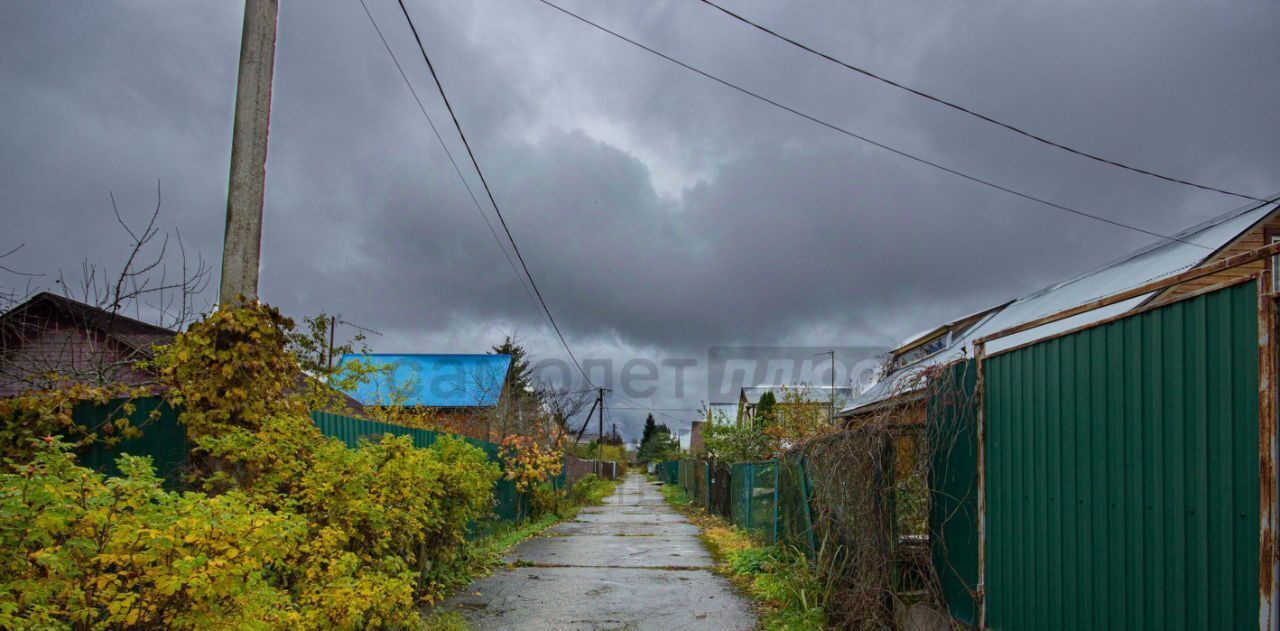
[0,433,502,629]
[1,304,511,629]
[529,482,570,518]
[0,441,303,629]
[569,474,617,506]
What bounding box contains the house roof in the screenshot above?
[841,197,1280,417]
[337,353,512,408]
[0,292,179,397]
[1,292,176,352]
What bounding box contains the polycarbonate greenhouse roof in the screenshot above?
[337,353,512,408]
[841,197,1280,416]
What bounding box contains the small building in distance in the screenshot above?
[338,353,513,441]
[738,384,854,429]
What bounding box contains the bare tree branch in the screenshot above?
[0,184,211,396]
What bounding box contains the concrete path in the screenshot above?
[443,472,757,630]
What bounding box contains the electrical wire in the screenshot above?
[356,0,553,344]
[696,0,1267,203]
[613,392,694,426]
[533,0,1213,250]
[395,0,595,387]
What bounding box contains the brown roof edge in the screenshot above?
[4,292,176,334]
[1143,203,1280,307]
[2,292,177,352]
[836,388,926,419]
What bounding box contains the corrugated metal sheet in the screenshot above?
[658,460,679,484]
[843,199,1278,416]
[337,353,512,407]
[71,404,544,523]
[927,360,979,625]
[76,397,186,487]
[311,409,441,448]
[984,280,1260,630]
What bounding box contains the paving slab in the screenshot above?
[578,505,678,514]
[441,472,756,630]
[502,534,714,568]
[448,567,754,631]
[599,496,667,506]
[546,520,702,537]
[571,510,690,524]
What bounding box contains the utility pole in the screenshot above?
[219,0,279,306]
[816,350,835,423]
[830,350,836,423]
[327,315,337,369]
[595,388,606,476]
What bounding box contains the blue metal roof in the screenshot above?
[337,354,512,408]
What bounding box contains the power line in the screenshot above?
[356,0,552,340]
[612,392,695,426]
[695,0,1267,203]
[394,0,595,388]
[534,0,1212,250]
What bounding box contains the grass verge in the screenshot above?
[658,482,828,630]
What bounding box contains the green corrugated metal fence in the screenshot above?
[311,410,440,448]
[68,403,550,524]
[75,397,187,487]
[309,410,547,523]
[984,279,1261,630]
[927,359,979,625]
[656,460,679,484]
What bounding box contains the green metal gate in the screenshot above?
[982,279,1263,629]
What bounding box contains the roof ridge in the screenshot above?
[3,292,177,335]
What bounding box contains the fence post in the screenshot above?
[745,463,753,534]
[706,461,712,508]
[800,455,816,556]
[772,459,780,545]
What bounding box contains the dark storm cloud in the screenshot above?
[3,0,1278,439]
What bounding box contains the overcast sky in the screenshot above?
[4,0,1278,440]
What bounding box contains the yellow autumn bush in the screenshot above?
[0,303,504,629]
[0,442,302,630]
[292,433,499,608]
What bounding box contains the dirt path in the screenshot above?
[443,472,757,630]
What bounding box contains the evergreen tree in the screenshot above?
[491,335,534,397]
[756,391,777,426]
[637,418,678,462]
[640,414,658,446]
